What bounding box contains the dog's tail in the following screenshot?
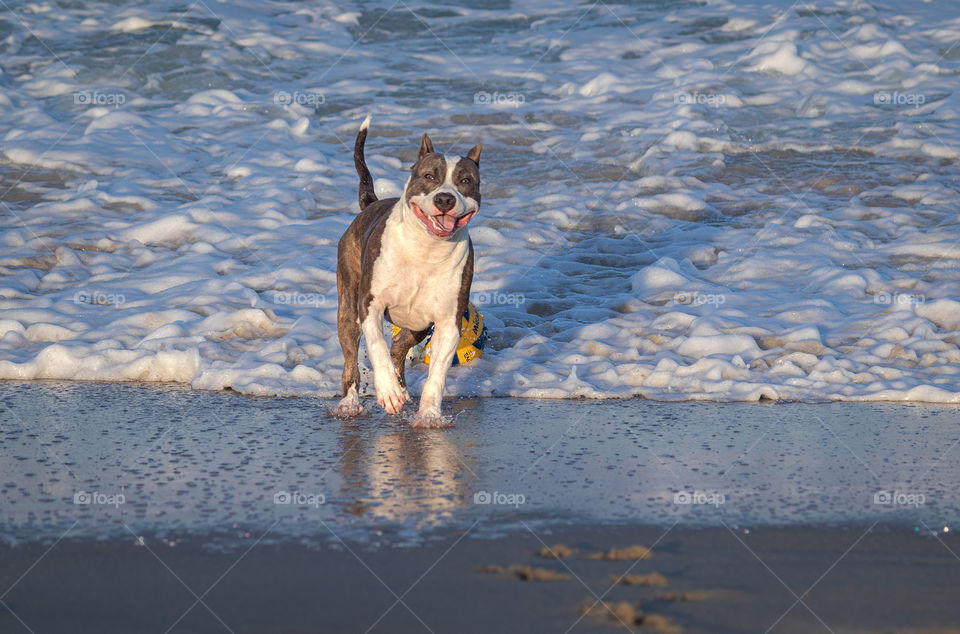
[355,115,377,211]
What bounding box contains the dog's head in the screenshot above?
[403,134,481,240]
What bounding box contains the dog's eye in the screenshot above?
[423,173,435,181]
[459,177,472,185]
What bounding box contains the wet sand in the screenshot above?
[2,524,959,633]
[1,382,959,632]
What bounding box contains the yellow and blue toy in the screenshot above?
[392,302,487,366]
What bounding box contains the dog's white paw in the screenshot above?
[330,402,365,418]
[330,390,365,418]
[411,408,451,429]
[376,377,408,414]
[328,385,365,418]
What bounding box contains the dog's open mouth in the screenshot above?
[410,202,475,238]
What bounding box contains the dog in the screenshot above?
[332,116,482,427]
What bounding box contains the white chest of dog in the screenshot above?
[333,117,482,428]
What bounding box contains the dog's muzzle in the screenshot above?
[411,200,475,239]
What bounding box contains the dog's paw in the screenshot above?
[329,402,366,418]
[376,379,408,415]
[411,409,452,429]
[329,394,366,419]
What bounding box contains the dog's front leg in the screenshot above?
[361,303,409,414]
[412,316,459,428]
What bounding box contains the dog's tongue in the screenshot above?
[437,214,456,233]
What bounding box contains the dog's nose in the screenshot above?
[433,192,456,212]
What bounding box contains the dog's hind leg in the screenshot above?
[332,254,364,417]
[390,327,430,388]
[335,321,362,416]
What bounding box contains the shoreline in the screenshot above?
[6,377,960,405]
[2,381,958,542]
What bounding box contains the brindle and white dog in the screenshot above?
[332,117,481,427]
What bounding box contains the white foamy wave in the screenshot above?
[1,0,958,402]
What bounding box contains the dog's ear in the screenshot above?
[466,143,482,166]
[419,133,434,158]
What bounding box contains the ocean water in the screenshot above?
[1,0,959,402]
